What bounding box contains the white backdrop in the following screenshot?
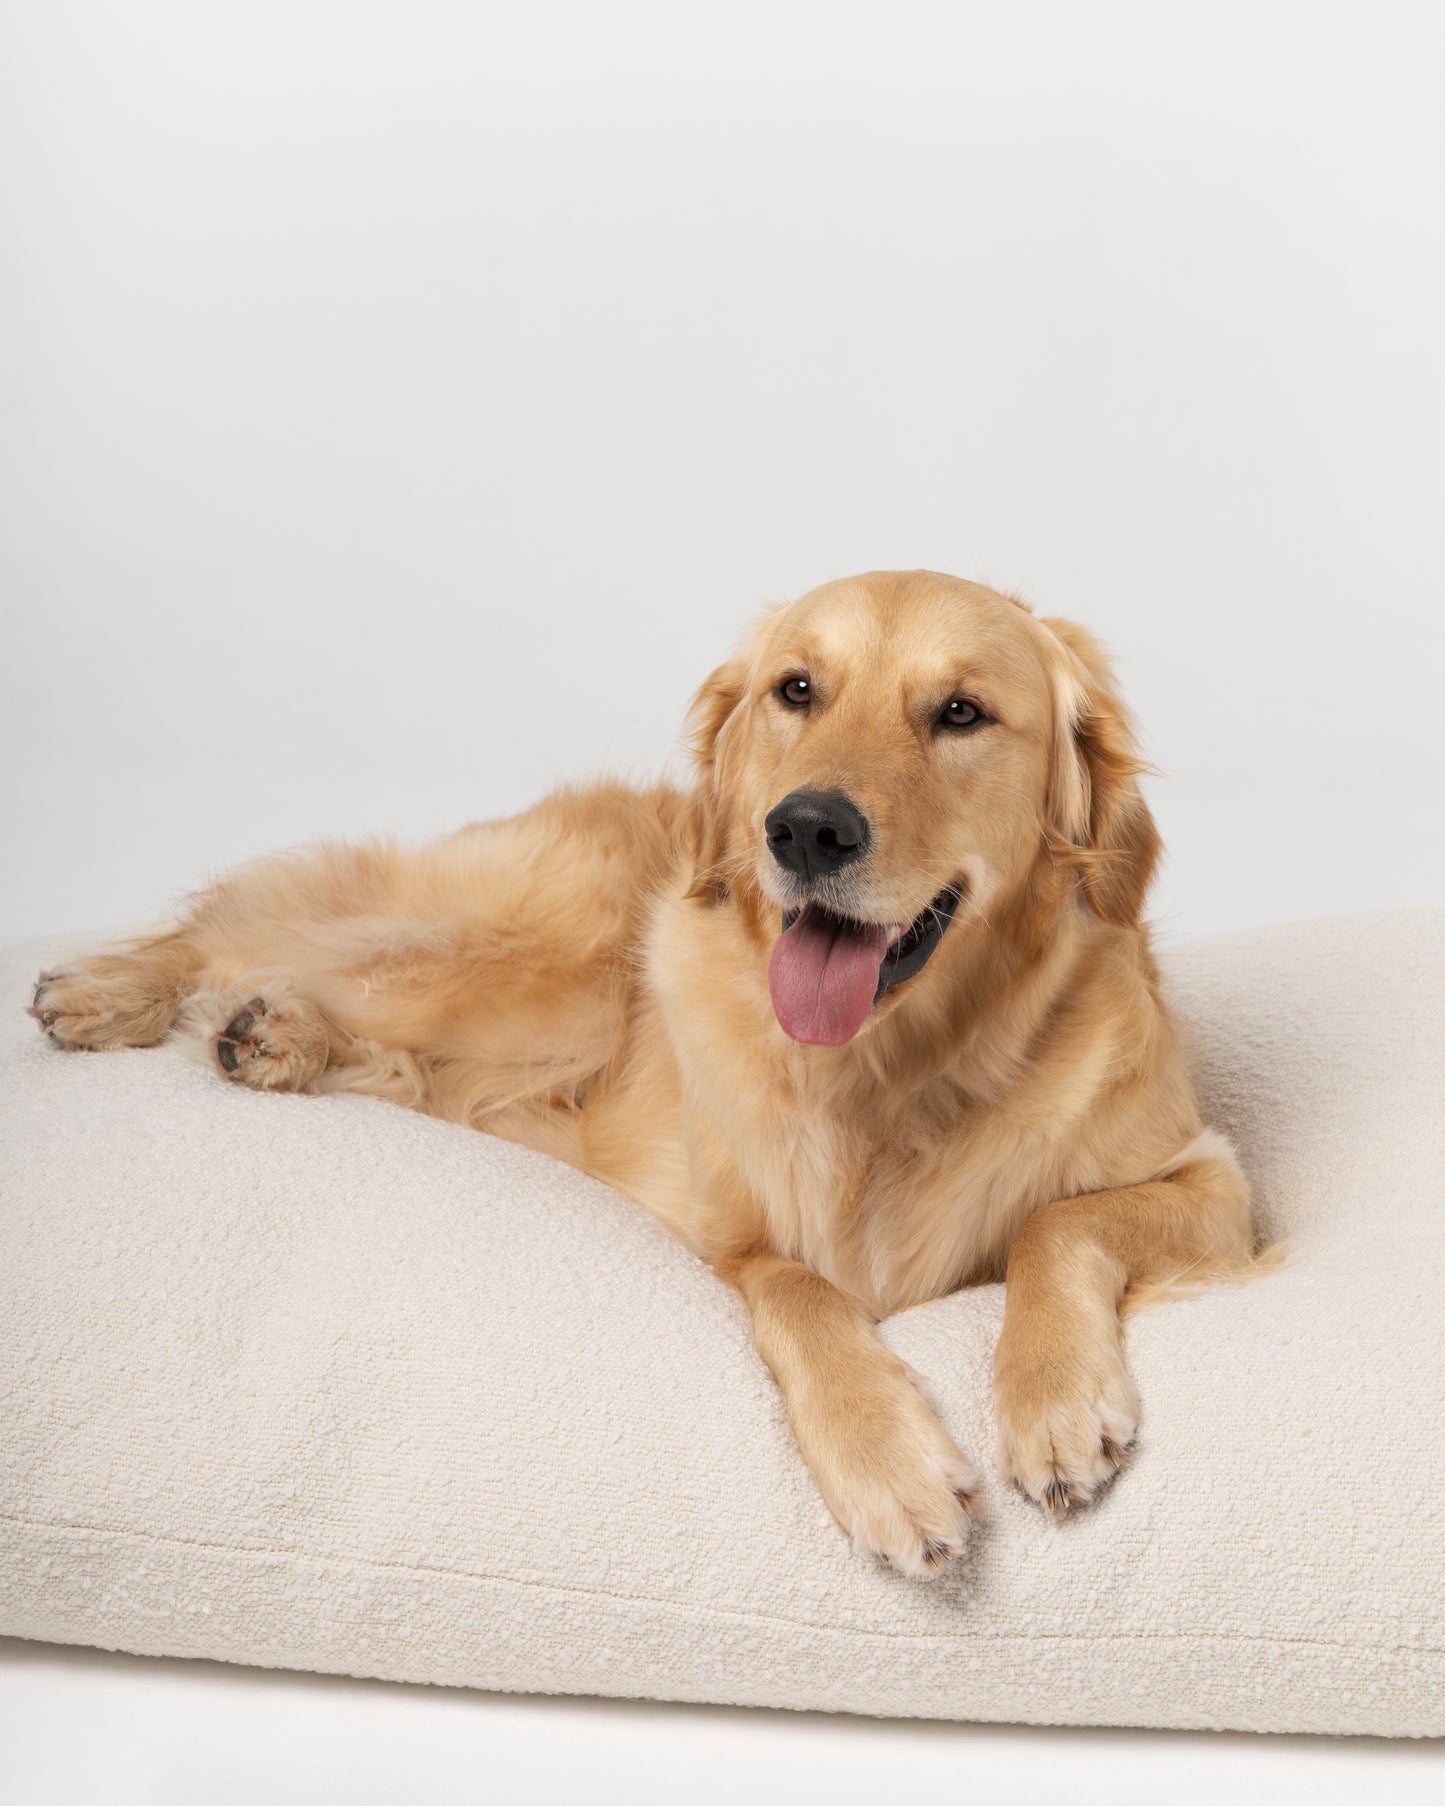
[3,2,1443,944]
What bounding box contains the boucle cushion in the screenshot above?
[1,910,1441,1736]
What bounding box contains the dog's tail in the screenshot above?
[1122,1127,1289,1314]
[1123,1238,1290,1316]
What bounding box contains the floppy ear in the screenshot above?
[1042,617,1161,927]
[682,655,749,903]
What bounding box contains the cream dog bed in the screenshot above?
[1,910,1441,1736]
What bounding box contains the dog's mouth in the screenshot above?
[768,887,961,1047]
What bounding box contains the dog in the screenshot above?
[29,570,1256,1574]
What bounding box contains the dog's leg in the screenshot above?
[174,975,435,1105]
[28,929,205,1049]
[717,1250,981,1575]
[183,974,591,1172]
[28,785,675,1171]
[993,1140,1251,1513]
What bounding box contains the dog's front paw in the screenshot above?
[209,989,329,1092]
[994,1340,1139,1515]
[804,1365,981,1577]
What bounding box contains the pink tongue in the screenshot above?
[768,908,890,1046]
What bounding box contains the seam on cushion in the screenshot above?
[2,1515,1441,1661]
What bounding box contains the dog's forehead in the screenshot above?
[765,572,1044,694]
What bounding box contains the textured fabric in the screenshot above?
[0,910,1441,1735]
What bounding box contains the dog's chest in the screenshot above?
[737,1078,1013,1314]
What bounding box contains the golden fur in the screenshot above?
[29,571,1257,1575]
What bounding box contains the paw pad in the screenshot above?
[216,996,269,1074]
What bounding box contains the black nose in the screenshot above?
[765,789,870,882]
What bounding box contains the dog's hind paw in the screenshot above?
[28,959,179,1050]
[210,988,329,1092]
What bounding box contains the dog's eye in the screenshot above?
[778,676,812,708]
[938,698,984,730]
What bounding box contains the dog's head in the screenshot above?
[687,571,1158,1046]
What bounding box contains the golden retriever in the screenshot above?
[28,570,1257,1575]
